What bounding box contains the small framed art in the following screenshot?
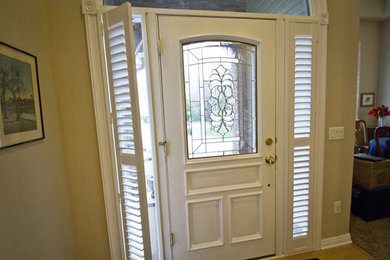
[0,42,44,148]
[360,93,375,107]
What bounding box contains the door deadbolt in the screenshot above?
[265,138,273,145]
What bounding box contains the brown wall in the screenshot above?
[322,0,359,238]
[0,0,75,259]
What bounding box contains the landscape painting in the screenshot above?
[0,42,44,148]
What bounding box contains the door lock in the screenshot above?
[158,141,168,153]
[265,155,276,164]
[265,137,273,145]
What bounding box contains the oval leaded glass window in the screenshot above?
[183,41,257,159]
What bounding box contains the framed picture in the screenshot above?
[0,42,44,148]
[360,93,375,107]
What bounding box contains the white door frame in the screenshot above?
[82,1,328,259]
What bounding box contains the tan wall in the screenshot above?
[360,0,385,19]
[0,1,75,259]
[386,0,390,17]
[44,0,111,259]
[322,0,359,239]
[378,19,390,126]
[358,21,381,127]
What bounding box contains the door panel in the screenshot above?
[159,15,276,260]
[101,3,152,260]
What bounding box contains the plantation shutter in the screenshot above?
[294,35,312,139]
[286,22,316,253]
[102,3,151,259]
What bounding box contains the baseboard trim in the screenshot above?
[321,233,352,250]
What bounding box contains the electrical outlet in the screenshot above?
[334,201,341,214]
[329,127,344,140]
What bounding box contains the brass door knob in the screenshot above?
[265,155,276,164]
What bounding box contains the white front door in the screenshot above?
[159,15,276,260]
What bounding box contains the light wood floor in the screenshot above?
[277,244,374,260]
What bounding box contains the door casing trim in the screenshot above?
[82,1,328,259]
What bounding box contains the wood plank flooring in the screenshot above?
[276,244,374,260]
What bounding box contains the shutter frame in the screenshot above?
[102,3,151,259]
[286,21,317,253]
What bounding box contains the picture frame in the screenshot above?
[360,93,375,107]
[0,42,44,149]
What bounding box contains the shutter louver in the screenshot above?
[108,23,136,156]
[291,35,313,240]
[293,146,310,238]
[102,3,151,260]
[294,36,312,139]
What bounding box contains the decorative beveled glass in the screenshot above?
[183,41,257,158]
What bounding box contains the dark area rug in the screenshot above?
[350,213,390,260]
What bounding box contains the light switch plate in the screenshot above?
[329,127,344,140]
[334,201,341,214]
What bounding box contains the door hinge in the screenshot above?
[158,39,162,55]
[170,233,175,247]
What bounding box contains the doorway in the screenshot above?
[158,15,276,259]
